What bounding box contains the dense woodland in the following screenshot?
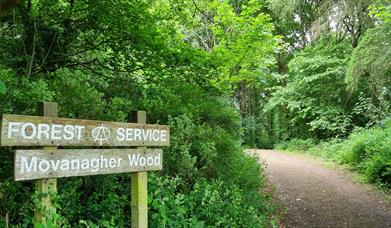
[0,0,390,226]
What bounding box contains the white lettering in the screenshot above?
[81,159,89,169]
[74,126,85,140]
[37,124,50,139]
[21,122,36,139]
[109,158,117,168]
[100,155,108,168]
[139,157,146,166]
[91,158,100,172]
[51,124,62,140]
[117,128,125,141]
[134,129,142,141]
[126,128,134,141]
[63,125,75,140]
[117,157,123,167]
[38,160,50,172]
[61,160,70,171]
[117,128,167,143]
[8,122,21,138]
[128,154,140,166]
[154,154,161,165]
[9,122,86,141]
[161,130,167,142]
[71,159,80,170]
[142,129,151,141]
[17,152,161,179]
[21,156,37,173]
[147,156,153,166]
[152,130,160,142]
[50,159,60,171]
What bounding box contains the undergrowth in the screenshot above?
[275,120,391,189]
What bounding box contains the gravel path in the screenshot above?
[251,150,391,228]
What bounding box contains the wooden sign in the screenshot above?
[14,148,163,181]
[1,114,170,147]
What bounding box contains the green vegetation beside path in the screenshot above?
[276,119,391,189]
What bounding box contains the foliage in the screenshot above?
[275,138,316,152]
[279,121,391,188]
[148,174,277,227]
[266,37,353,139]
[369,2,391,23]
[242,114,276,149]
[0,79,5,95]
[346,20,391,125]
[209,0,277,90]
[267,0,373,49]
[266,0,321,49]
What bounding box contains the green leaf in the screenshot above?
[0,80,6,95]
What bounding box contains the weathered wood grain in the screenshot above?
[35,102,58,224]
[130,111,148,228]
[1,114,170,147]
[14,148,163,181]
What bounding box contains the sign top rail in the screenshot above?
[1,114,170,147]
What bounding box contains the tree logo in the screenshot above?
[92,124,111,145]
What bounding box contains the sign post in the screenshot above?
[1,105,170,227]
[129,111,148,228]
[35,102,58,224]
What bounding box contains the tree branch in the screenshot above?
[192,0,213,24]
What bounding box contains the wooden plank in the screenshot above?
[130,111,148,228]
[35,102,58,224]
[14,148,163,181]
[131,172,147,228]
[1,114,170,147]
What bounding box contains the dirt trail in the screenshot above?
[251,150,391,228]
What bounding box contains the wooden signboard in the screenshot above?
[1,107,168,227]
[1,114,170,147]
[14,148,162,181]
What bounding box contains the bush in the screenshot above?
[275,138,316,152]
[148,174,276,227]
[278,120,391,188]
[338,122,391,187]
[364,145,391,187]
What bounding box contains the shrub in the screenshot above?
[275,138,316,152]
[364,144,391,187]
[148,174,276,227]
[279,120,391,188]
